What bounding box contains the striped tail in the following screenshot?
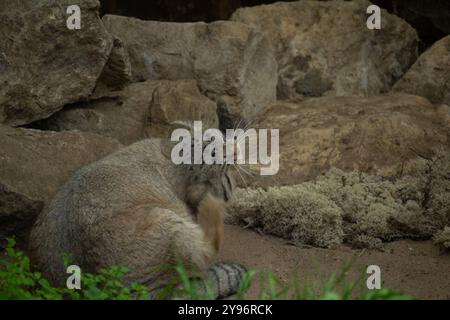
[154,262,248,300]
[196,263,248,299]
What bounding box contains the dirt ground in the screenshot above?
[219,225,450,300]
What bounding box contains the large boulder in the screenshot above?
[102,15,277,128]
[0,126,122,243]
[249,94,450,187]
[145,80,219,138]
[35,80,219,144]
[393,35,450,105]
[0,0,113,126]
[231,0,418,99]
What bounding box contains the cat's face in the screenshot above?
[186,135,237,202]
[165,120,241,201]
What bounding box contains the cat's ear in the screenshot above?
[161,121,191,160]
[168,120,194,136]
[169,120,193,131]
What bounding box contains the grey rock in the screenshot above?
[248,94,450,187]
[95,37,132,92]
[102,15,277,127]
[0,0,113,126]
[231,0,418,99]
[394,35,450,104]
[37,80,219,144]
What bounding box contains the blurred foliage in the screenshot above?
[0,238,149,300]
[1,238,412,300]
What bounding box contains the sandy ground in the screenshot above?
[218,225,450,300]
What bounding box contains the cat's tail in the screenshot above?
[189,262,248,299]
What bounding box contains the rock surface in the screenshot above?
[102,14,277,127]
[36,80,218,144]
[146,80,219,138]
[231,0,418,99]
[0,126,122,242]
[393,35,450,104]
[95,37,132,92]
[0,0,113,126]
[249,94,450,187]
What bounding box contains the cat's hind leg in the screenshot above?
[88,204,214,290]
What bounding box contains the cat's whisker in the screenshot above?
[235,118,244,130]
[234,165,248,188]
[238,164,256,177]
[232,118,239,131]
[243,115,258,132]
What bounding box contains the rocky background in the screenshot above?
[0,0,449,251]
[99,0,450,51]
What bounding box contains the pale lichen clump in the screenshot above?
[228,186,344,248]
[228,154,450,249]
[433,227,450,250]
